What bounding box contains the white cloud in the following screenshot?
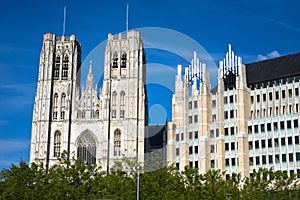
[0,139,30,154]
[257,50,280,61]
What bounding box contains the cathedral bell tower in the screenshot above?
[101,30,148,169]
[30,33,81,170]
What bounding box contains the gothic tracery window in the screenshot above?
[112,91,117,118]
[120,91,125,118]
[54,131,61,157]
[61,93,66,108]
[114,129,121,156]
[54,55,60,79]
[61,93,66,120]
[53,93,58,120]
[121,53,127,68]
[62,55,68,79]
[112,53,118,68]
[95,110,99,118]
[77,131,96,166]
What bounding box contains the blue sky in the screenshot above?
[0,0,299,170]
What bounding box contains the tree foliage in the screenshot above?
[1,155,299,200]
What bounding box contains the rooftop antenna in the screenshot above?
[63,6,66,36]
[126,2,129,32]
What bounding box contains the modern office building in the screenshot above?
[169,45,300,178]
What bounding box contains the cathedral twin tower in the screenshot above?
[30,31,148,170]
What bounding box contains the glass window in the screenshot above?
[194,101,198,108]
[267,123,271,131]
[295,136,299,144]
[225,158,229,166]
[225,143,229,151]
[189,102,192,109]
[294,119,298,128]
[54,131,61,157]
[261,124,265,132]
[282,154,286,162]
[77,131,96,166]
[194,115,198,123]
[225,128,228,136]
[230,95,233,103]
[276,91,279,99]
[262,155,266,164]
[194,131,198,139]
[230,110,234,118]
[280,121,285,129]
[282,90,286,98]
[288,137,293,145]
[189,116,192,124]
[112,92,117,118]
[269,92,272,101]
[289,153,294,162]
[121,53,127,68]
[112,53,118,68]
[194,146,198,154]
[114,129,121,156]
[249,142,253,150]
[287,120,292,129]
[120,91,125,118]
[256,157,259,165]
[254,125,258,133]
[189,132,193,139]
[269,155,273,164]
[189,146,193,154]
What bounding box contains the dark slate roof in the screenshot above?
[245,52,300,85]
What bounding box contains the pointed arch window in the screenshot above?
[114,129,121,156]
[121,53,127,68]
[54,131,61,157]
[62,55,68,80]
[95,110,99,119]
[61,93,66,108]
[120,91,125,118]
[112,53,118,68]
[53,93,58,120]
[112,91,117,118]
[54,55,60,80]
[77,110,82,119]
[60,93,66,120]
[77,131,96,166]
[53,93,58,107]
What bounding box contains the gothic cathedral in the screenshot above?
[30,31,148,170]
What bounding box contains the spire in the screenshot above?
[86,60,94,89]
[62,6,66,36]
[126,2,129,32]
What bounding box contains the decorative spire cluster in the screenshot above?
[219,44,242,79]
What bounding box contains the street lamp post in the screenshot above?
[136,165,140,200]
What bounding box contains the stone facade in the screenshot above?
[30,30,147,170]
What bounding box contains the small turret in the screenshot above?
[86,61,94,89]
